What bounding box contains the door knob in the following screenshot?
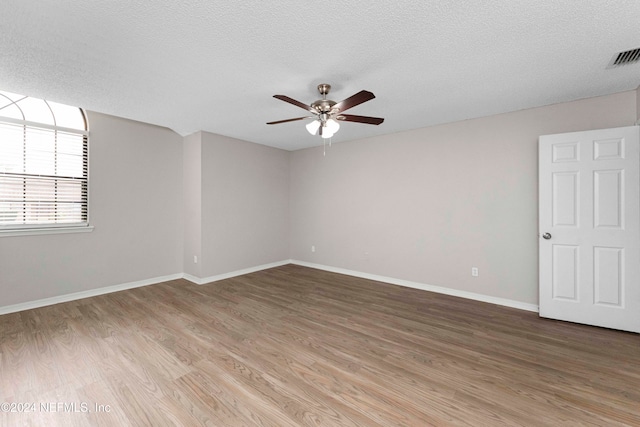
[542,232,552,240]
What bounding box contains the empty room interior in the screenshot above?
[1,1,639,426]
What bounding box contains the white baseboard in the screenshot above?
[0,273,184,316]
[0,259,538,316]
[290,260,539,313]
[183,260,291,285]
[0,260,291,316]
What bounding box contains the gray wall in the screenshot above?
[200,132,289,277]
[0,119,291,308]
[2,90,637,310]
[637,86,640,123]
[0,112,184,306]
[289,91,638,305]
[183,132,202,277]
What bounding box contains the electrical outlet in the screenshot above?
[471,267,479,277]
[194,255,198,264]
[311,245,316,253]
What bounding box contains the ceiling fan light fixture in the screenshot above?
[306,120,320,135]
[325,118,340,134]
[320,130,334,139]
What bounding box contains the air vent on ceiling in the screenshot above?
[608,48,640,67]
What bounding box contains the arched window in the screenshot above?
[0,90,89,232]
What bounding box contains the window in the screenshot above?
[0,90,89,234]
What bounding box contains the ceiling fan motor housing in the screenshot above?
[311,99,336,113]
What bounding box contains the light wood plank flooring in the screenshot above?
[1,264,639,426]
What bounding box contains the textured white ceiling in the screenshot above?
[1,1,639,151]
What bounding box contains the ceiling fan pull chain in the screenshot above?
[323,139,326,156]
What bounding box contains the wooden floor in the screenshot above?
[1,265,639,426]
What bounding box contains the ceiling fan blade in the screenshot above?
[332,90,375,113]
[266,116,312,125]
[273,95,316,113]
[337,114,384,125]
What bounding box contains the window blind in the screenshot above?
[0,120,88,228]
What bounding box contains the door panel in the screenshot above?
[552,172,579,227]
[593,138,624,160]
[552,245,579,301]
[539,126,639,333]
[593,246,623,306]
[593,170,623,229]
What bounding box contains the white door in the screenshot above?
[539,126,640,333]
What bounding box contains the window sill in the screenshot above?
[0,225,94,238]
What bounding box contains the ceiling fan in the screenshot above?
[267,83,384,139]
